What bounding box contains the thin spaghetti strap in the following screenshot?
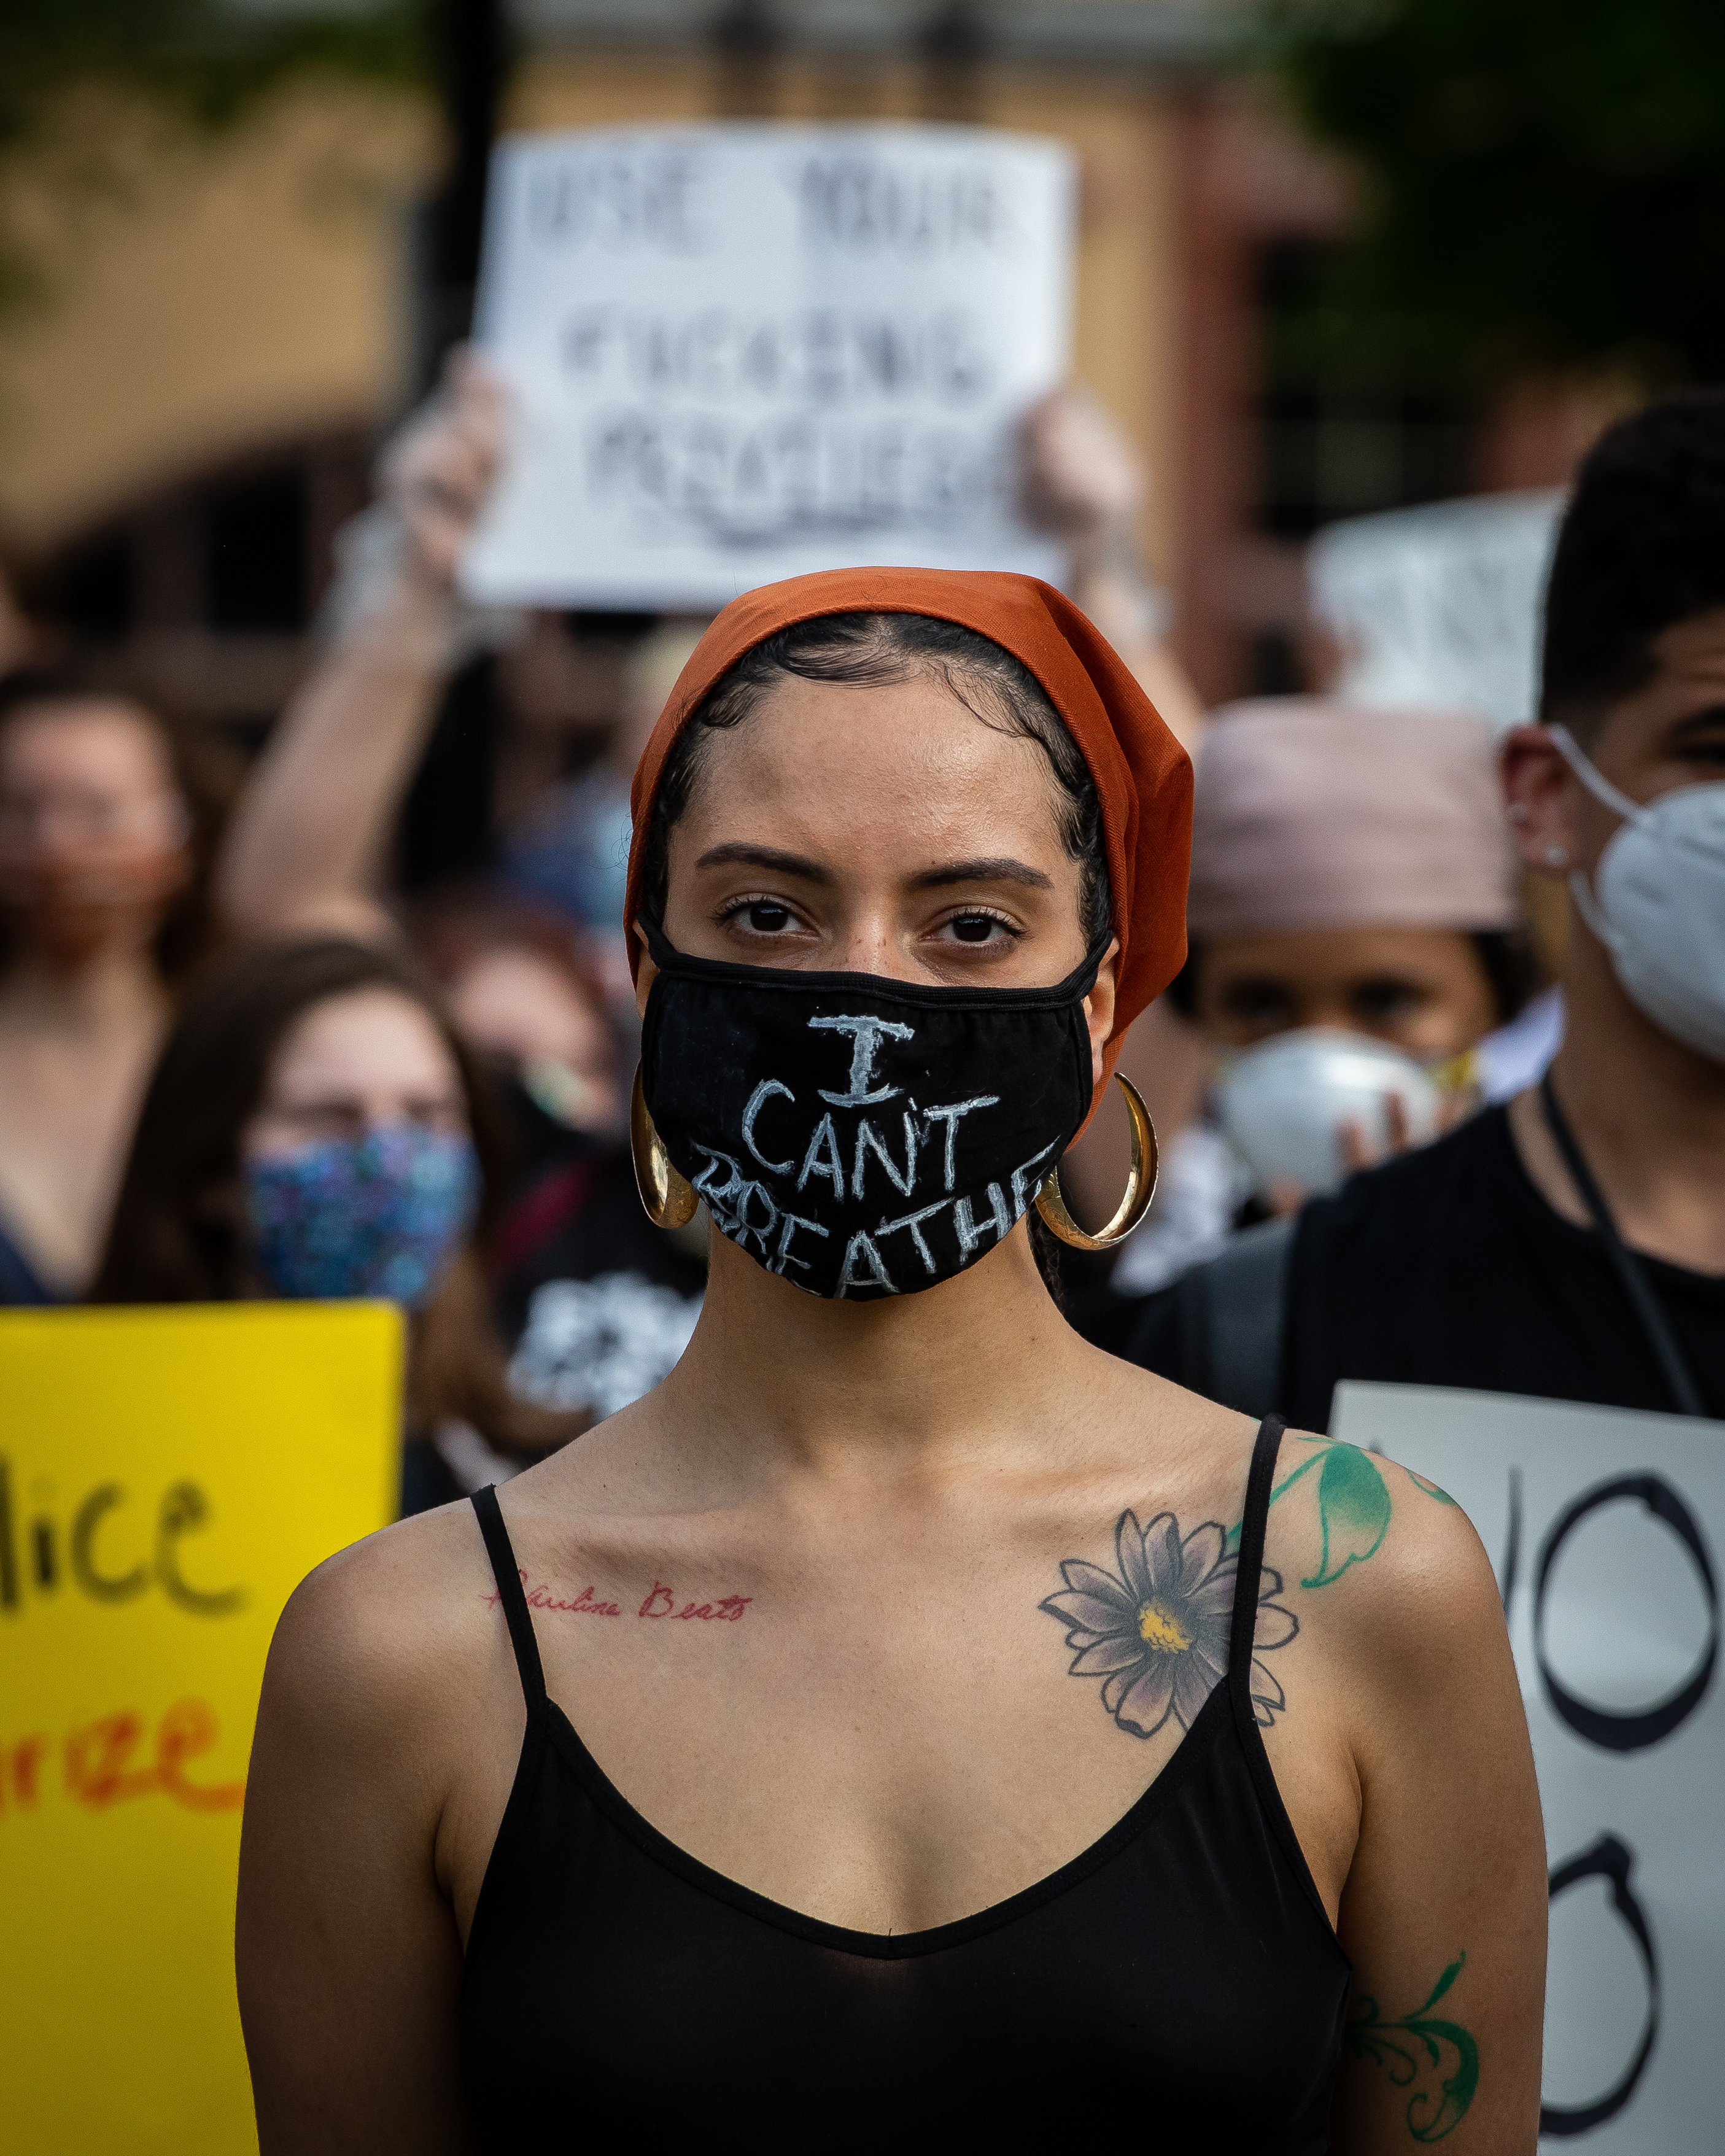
[471,1484,547,1711]
[1229,1417,1287,1707]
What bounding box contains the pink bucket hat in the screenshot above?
[1185,698,1519,938]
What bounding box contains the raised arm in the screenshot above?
[1021,385,1207,756]
[1308,1457,1548,2152]
[216,355,506,942]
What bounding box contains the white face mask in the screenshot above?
[1551,726,1725,1064]
[1214,1028,1442,1196]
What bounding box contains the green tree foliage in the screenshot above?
[0,1,421,309]
[1266,0,1725,384]
[0,1,421,149]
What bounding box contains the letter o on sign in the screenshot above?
[1540,1836,1659,2138]
[1533,1474,1719,1753]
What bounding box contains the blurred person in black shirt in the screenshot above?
[408,886,708,1423]
[410,886,625,1169]
[1105,398,1725,1426]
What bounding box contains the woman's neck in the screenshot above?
[0,940,166,1039]
[660,1225,1098,1481]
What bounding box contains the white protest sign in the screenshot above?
[462,123,1074,610]
[1309,492,1564,736]
[1330,1382,1724,2152]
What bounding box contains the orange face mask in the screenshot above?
[0,806,191,966]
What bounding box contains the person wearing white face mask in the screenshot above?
[1101,394,1725,1425]
[1071,696,1543,1353]
[1177,697,1541,1204]
[1543,725,1725,1068]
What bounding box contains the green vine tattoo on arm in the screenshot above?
[1345,1953,1480,2142]
[1223,1444,1457,1589]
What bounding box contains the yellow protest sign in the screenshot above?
[0,1301,401,2155]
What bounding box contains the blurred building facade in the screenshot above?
[0,0,1600,733]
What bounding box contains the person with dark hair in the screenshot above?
[408,885,710,1425]
[408,885,624,1147]
[235,570,1543,2150]
[212,356,1209,1397]
[92,936,584,1509]
[1106,395,1725,1426]
[0,665,235,1302]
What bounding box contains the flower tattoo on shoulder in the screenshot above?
[1039,1511,1298,1738]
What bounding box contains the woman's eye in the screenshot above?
[1218,979,1295,1028]
[1352,977,1428,1021]
[732,899,794,934]
[943,912,1014,945]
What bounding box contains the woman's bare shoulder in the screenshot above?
[1260,1431,1505,1677]
[262,1498,506,1747]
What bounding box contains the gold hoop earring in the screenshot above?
[630,1064,699,1230]
[1033,1073,1158,1252]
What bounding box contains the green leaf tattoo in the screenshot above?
[1408,1469,1458,1506]
[1223,1442,1395,1589]
[1346,1953,1480,2143]
[1304,1444,1393,1588]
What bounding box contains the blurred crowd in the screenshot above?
[2,359,1720,1497]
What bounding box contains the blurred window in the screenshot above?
[204,468,308,633]
[1255,241,1471,541]
[1249,628,1303,699]
[53,535,133,642]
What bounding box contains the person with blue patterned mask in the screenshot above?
[92,937,585,1506]
[239,975,479,1308]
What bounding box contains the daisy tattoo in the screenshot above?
[1041,1511,1299,1739]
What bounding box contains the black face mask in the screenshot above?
[640,919,1104,1300]
[489,1063,597,1182]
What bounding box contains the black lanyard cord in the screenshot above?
[1539,1072,1707,1419]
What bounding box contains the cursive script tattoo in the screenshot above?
[484,1572,620,1616]
[1345,1953,1479,2142]
[1041,1510,1298,1738]
[638,1581,751,1622]
[483,1571,751,1622]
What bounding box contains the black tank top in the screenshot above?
[460,1418,1350,2147]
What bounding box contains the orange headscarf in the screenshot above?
[626,567,1193,1113]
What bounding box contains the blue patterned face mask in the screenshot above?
[244,1126,480,1307]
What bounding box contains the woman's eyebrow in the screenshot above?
[695,842,833,883]
[909,857,1054,891]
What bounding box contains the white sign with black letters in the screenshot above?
[1308,492,1564,737]
[460,123,1075,609]
[1330,1382,1724,2153]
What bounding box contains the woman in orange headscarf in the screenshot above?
[238,572,1543,2150]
